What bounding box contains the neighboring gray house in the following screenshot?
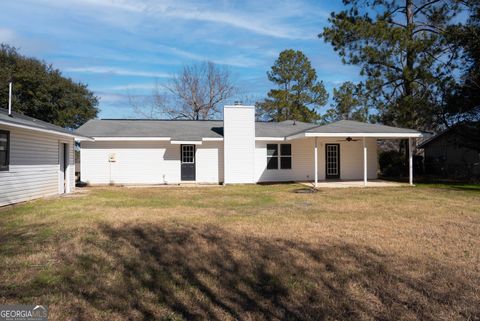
[418,125,480,178]
[0,108,89,206]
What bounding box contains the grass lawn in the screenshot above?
[0,184,479,321]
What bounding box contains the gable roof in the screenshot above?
[417,129,450,149]
[305,120,420,134]
[0,108,90,139]
[417,122,480,148]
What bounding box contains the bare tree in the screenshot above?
[131,62,235,120]
[128,81,167,119]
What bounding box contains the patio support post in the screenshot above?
[314,137,318,188]
[363,137,367,187]
[409,137,413,186]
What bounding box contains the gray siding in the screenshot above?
[424,132,480,177]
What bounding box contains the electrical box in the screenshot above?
[108,153,116,162]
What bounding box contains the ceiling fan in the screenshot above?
[337,136,360,142]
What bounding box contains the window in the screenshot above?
[280,144,292,169]
[0,130,9,171]
[266,144,278,169]
[266,143,291,170]
[181,145,195,163]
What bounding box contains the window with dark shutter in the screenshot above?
[0,130,10,171]
[280,144,292,169]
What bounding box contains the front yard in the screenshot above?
[0,184,479,321]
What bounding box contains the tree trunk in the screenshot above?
[403,0,415,169]
[405,0,414,99]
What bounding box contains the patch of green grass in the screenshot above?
[32,270,64,287]
[417,182,480,192]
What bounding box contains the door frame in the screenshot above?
[180,144,196,181]
[59,142,69,194]
[325,143,340,179]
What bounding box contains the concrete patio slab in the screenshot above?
[301,180,409,188]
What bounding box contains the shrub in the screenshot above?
[379,150,406,177]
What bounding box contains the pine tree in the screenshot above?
[257,49,328,122]
[322,81,369,123]
[320,0,463,130]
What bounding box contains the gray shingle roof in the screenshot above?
[76,119,318,140]
[76,119,224,140]
[75,118,420,140]
[255,120,318,137]
[305,120,420,134]
[0,108,81,137]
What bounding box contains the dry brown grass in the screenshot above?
[0,184,479,321]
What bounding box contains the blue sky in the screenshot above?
[0,0,361,119]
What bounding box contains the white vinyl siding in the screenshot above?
[80,140,224,185]
[255,137,378,182]
[340,138,377,180]
[80,141,180,185]
[196,142,224,184]
[255,138,316,182]
[0,125,75,206]
[80,135,378,186]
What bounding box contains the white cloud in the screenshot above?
[213,55,263,68]
[39,0,326,40]
[41,0,146,12]
[64,66,170,78]
[155,7,309,39]
[96,92,128,103]
[0,28,16,43]
[109,83,160,91]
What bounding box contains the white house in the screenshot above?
[76,105,422,187]
[0,108,89,206]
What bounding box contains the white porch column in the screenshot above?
[314,137,318,188]
[363,137,367,187]
[409,137,413,186]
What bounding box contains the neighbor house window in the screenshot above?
[0,130,10,171]
[266,144,278,169]
[266,143,292,170]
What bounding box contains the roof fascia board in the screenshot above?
[202,137,223,141]
[170,140,203,145]
[255,137,285,141]
[304,132,423,138]
[92,137,171,141]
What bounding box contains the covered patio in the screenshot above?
[286,120,423,188]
